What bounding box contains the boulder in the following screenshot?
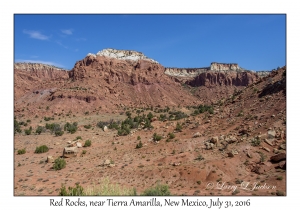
[193,132,200,138]
[210,136,219,145]
[262,147,270,152]
[268,130,276,139]
[205,142,214,150]
[278,161,286,170]
[227,136,237,144]
[76,142,82,148]
[264,139,274,146]
[227,152,234,157]
[279,144,286,150]
[47,156,54,163]
[63,147,78,158]
[252,162,272,174]
[103,126,108,132]
[247,151,252,158]
[270,153,286,163]
[231,150,239,155]
[104,159,111,166]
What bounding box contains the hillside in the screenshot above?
[15,62,286,196]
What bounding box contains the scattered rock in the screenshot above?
[63,147,78,158]
[205,142,214,150]
[227,152,234,157]
[231,150,239,155]
[210,136,219,145]
[47,156,54,163]
[262,147,270,152]
[76,142,82,148]
[104,159,111,166]
[268,130,276,139]
[278,161,286,170]
[193,132,200,138]
[264,139,273,146]
[279,144,286,150]
[103,126,108,132]
[270,153,286,163]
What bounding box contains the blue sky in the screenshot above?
[14,14,286,71]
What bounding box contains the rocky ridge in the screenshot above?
[87,48,159,64]
[164,62,270,78]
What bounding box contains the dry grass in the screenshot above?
[84,178,136,196]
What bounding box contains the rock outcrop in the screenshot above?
[164,67,208,78]
[187,71,259,87]
[88,48,159,63]
[14,63,69,80]
[164,62,270,79]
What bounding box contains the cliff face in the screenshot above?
[14,49,201,116]
[14,63,70,100]
[88,48,159,63]
[164,62,270,86]
[14,63,70,80]
[70,54,166,85]
[164,67,208,77]
[210,62,240,71]
[187,71,259,87]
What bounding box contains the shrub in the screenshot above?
[46,123,62,134]
[141,183,171,196]
[137,136,141,140]
[168,132,175,139]
[26,119,31,123]
[84,124,92,129]
[44,117,54,121]
[159,114,167,121]
[251,137,261,146]
[53,158,66,170]
[64,122,78,134]
[35,145,49,154]
[125,111,131,118]
[24,129,32,135]
[136,141,143,149]
[153,133,162,141]
[59,183,84,196]
[35,126,45,135]
[84,140,92,147]
[195,154,204,161]
[147,112,154,120]
[14,119,22,134]
[55,130,64,136]
[175,122,182,132]
[82,150,87,154]
[76,136,82,140]
[97,121,108,129]
[257,151,266,163]
[17,148,26,155]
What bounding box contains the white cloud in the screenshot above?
[55,41,68,49]
[15,59,64,68]
[61,29,73,35]
[23,30,49,40]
